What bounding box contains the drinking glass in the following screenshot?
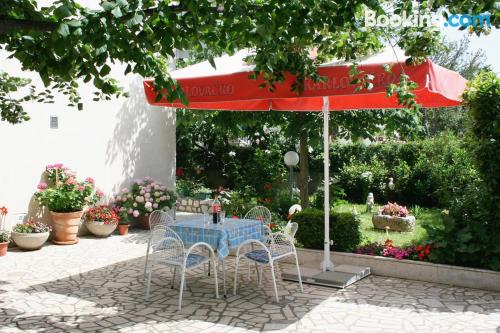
[220,211,226,225]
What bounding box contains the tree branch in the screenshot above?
[0,16,57,34]
[0,5,225,35]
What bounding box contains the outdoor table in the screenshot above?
[169,217,265,295]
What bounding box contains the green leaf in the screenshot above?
[124,64,132,75]
[111,6,123,18]
[101,2,116,11]
[126,14,143,27]
[54,5,72,19]
[100,64,111,76]
[57,23,70,37]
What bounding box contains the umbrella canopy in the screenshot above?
[143,47,467,272]
[144,47,466,111]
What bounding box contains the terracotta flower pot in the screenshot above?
[86,221,117,237]
[118,224,129,235]
[50,211,83,245]
[0,241,8,256]
[137,215,150,230]
[11,232,49,250]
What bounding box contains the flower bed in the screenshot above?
[356,239,432,261]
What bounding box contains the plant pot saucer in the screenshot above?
[53,238,79,245]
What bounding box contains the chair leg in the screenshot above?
[269,261,279,303]
[143,240,151,279]
[145,268,153,300]
[233,255,240,295]
[178,267,186,310]
[247,260,251,281]
[171,267,177,289]
[221,259,227,297]
[257,265,262,286]
[294,252,304,292]
[212,258,219,299]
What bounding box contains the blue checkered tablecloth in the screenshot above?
[170,217,264,259]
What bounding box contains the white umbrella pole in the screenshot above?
[321,96,334,272]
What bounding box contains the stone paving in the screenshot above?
[1,230,499,333]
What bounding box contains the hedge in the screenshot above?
[292,208,361,252]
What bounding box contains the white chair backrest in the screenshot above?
[149,210,174,229]
[283,222,298,239]
[150,226,185,263]
[245,206,273,243]
[244,206,272,224]
[269,232,294,257]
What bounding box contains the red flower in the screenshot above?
[416,245,423,252]
[176,167,184,177]
[264,183,273,190]
[0,206,7,215]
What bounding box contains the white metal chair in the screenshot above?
[283,222,298,239]
[244,206,273,279]
[233,232,303,303]
[145,226,219,310]
[143,210,175,278]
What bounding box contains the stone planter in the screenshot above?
[50,211,83,245]
[11,232,49,250]
[372,214,416,232]
[86,221,117,237]
[0,241,8,256]
[118,224,129,235]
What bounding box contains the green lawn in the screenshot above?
[333,203,444,247]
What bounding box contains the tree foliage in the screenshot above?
[1,0,498,123]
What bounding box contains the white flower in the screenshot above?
[254,132,260,136]
[229,151,236,157]
[361,171,373,179]
[133,210,140,218]
[153,203,158,209]
[145,202,152,210]
[264,149,271,154]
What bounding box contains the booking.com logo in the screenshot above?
[365,9,492,29]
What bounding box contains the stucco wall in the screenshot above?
[0,53,176,230]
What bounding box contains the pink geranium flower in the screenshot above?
[85,177,95,184]
[37,182,48,191]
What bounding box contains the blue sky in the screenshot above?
[443,27,500,73]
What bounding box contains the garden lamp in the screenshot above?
[284,151,299,199]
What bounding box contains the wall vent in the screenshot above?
[50,115,58,129]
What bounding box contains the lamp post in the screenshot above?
[284,151,300,199]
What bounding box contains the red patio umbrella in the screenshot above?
[143,47,466,271]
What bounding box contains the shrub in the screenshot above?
[292,208,361,252]
[379,202,409,217]
[426,71,500,271]
[34,164,103,213]
[13,221,52,233]
[327,134,478,208]
[112,177,176,222]
[83,206,120,225]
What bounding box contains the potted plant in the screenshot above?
[117,220,130,236]
[0,231,10,256]
[372,202,416,232]
[11,220,52,250]
[112,177,176,229]
[34,163,103,245]
[83,205,119,237]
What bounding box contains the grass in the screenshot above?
[333,202,444,247]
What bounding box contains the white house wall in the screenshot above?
[0,52,176,230]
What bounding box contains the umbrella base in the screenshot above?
[282,264,370,289]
